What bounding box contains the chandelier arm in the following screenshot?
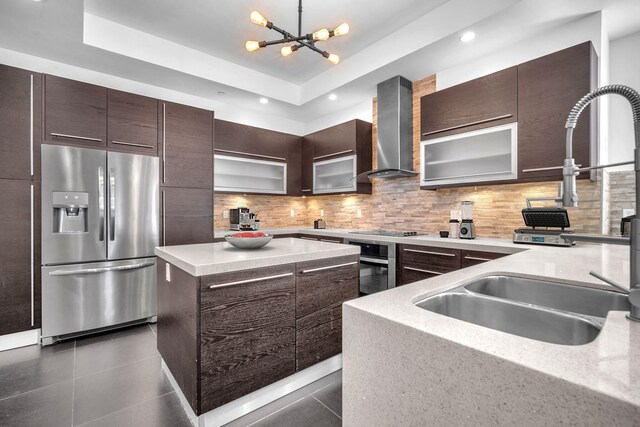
[262,35,309,46]
[297,40,330,57]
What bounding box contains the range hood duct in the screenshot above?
[360,75,418,181]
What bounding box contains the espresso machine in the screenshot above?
[459,201,476,239]
[230,207,260,231]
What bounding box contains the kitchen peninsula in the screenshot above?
[154,238,359,426]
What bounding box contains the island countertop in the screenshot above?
[154,237,360,276]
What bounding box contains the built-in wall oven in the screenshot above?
[343,238,396,295]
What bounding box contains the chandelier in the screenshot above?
[245,0,349,65]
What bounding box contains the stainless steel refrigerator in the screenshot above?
[41,145,159,345]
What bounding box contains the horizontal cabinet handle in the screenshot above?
[301,189,312,192]
[360,256,388,265]
[51,132,102,143]
[403,266,443,275]
[464,256,492,262]
[403,248,456,257]
[301,261,358,274]
[214,148,286,162]
[320,239,340,242]
[422,114,512,137]
[50,262,155,276]
[208,272,293,289]
[111,140,155,149]
[313,149,354,161]
[300,237,317,240]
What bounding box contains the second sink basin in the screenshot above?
[465,275,630,318]
[416,293,601,345]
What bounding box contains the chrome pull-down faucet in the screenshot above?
[557,84,640,321]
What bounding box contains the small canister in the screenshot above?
[449,219,460,239]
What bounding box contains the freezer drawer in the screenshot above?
[42,258,157,339]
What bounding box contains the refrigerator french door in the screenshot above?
[41,145,159,344]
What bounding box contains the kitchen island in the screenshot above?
[154,238,359,427]
[342,242,640,425]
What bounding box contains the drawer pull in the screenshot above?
[209,272,293,289]
[320,239,340,243]
[300,237,317,240]
[313,149,354,161]
[301,261,357,274]
[301,189,312,192]
[403,266,443,275]
[422,114,512,137]
[111,140,155,149]
[214,149,286,162]
[50,132,102,143]
[464,256,492,262]
[404,248,456,257]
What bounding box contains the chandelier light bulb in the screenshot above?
[250,11,269,27]
[313,29,330,41]
[281,45,299,57]
[327,54,340,65]
[333,23,349,37]
[245,41,261,52]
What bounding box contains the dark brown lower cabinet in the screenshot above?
[160,187,213,246]
[157,255,358,416]
[461,249,508,268]
[200,264,296,412]
[0,179,40,335]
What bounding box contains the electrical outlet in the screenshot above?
[222,210,229,219]
[623,209,635,217]
[290,209,295,217]
[320,209,324,217]
[357,209,362,218]
[165,264,171,283]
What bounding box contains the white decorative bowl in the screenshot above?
[224,234,273,249]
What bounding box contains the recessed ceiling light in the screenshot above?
[328,94,338,101]
[459,31,476,43]
[259,97,269,104]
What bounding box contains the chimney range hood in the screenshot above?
[359,75,417,180]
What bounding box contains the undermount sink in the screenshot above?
[415,275,629,346]
[465,276,630,318]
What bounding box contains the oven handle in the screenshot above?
[360,256,389,265]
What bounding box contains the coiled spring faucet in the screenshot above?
[559,84,640,321]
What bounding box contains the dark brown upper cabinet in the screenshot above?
[420,67,518,141]
[215,119,289,160]
[287,135,302,196]
[303,119,373,195]
[0,65,42,181]
[107,90,158,155]
[0,179,40,335]
[160,102,214,189]
[518,41,597,182]
[301,137,314,195]
[44,75,107,148]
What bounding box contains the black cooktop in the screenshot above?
[349,230,422,237]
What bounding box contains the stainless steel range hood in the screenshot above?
[360,75,417,180]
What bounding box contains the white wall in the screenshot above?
[608,30,640,170]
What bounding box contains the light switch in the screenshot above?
[166,264,171,282]
[357,209,362,218]
[320,209,324,217]
[290,209,295,217]
[222,210,229,219]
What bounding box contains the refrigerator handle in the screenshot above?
[98,167,105,241]
[109,168,116,241]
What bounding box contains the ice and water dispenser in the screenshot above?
[52,192,89,233]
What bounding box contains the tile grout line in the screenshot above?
[244,395,311,427]
[74,391,176,427]
[312,395,342,420]
[73,353,161,380]
[71,339,76,427]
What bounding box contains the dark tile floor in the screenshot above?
[0,324,343,427]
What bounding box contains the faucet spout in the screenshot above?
[561,84,640,321]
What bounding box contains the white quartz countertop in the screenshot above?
[155,238,360,276]
[344,242,640,407]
